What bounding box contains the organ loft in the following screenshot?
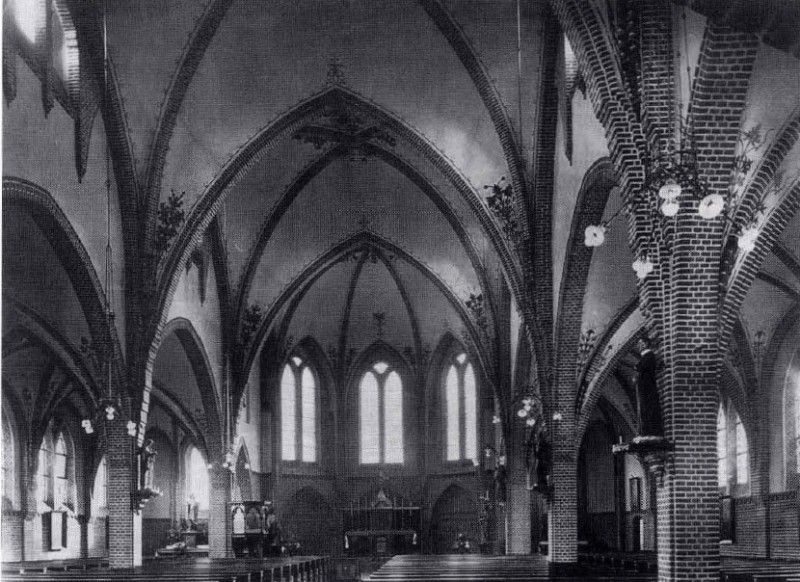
[2,1,800,581]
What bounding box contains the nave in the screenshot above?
[2,0,800,581]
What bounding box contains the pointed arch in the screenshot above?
[427,333,483,465]
[284,486,338,555]
[237,232,494,417]
[156,318,223,458]
[2,177,125,396]
[232,441,252,502]
[145,87,547,429]
[429,482,477,554]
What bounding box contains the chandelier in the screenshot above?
[583,123,781,279]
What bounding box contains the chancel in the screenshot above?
[2,1,800,582]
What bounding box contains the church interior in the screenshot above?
[2,1,800,581]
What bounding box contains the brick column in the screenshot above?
[652,208,722,582]
[105,417,141,568]
[77,514,89,559]
[548,430,577,563]
[505,467,531,554]
[208,465,232,558]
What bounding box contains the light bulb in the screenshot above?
[661,199,679,217]
[632,257,655,280]
[737,227,758,253]
[584,225,606,247]
[698,194,725,219]
[105,406,116,421]
[658,179,682,200]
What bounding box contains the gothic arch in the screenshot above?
[239,232,493,412]
[429,483,477,554]
[2,177,124,398]
[232,442,252,502]
[154,318,223,458]
[146,87,546,425]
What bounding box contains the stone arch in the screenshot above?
[155,318,223,458]
[426,332,486,466]
[554,157,617,417]
[577,410,619,550]
[146,87,546,428]
[429,483,477,554]
[282,336,340,471]
[347,341,413,401]
[2,306,100,419]
[141,0,234,244]
[576,321,648,448]
[240,232,493,413]
[2,177,124,400]
[234,141,498,347]
[232,442,252,502]
[283,486,338,556]
[418,0,532,243]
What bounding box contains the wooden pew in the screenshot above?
[2,555,329,582]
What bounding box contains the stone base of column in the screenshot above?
[208,466,232,559]
[505,478,531,554]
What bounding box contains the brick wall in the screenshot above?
[719,497,766,558]
[87,516,108,558]
[1,511,24,561]
[768,492,800,560]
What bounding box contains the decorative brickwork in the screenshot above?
[105,417,140,568]
[549,434,578,563]
[143,0,235,251]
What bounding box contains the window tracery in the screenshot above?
[360,361,403,464]
[445,353,477,463]
[281,357,317,462]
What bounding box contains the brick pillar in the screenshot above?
[78,514,89,559]
[208,465,232,558]
[505,467,531,554]
[548,441,577,563]
[653,212,722,582]
[105,417,141,568]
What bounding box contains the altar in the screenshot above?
[343,490,421,556]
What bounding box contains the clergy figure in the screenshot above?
[635,337,664,437]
